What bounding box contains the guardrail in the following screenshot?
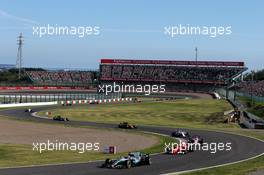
[0,97,133,108]
[59,98,133,105]
[0,93,122,104]
[240,111,264,129]
[0,101,58,108]
[217,88,264,129]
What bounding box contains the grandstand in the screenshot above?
[236,69,264,97]
[27,70,96,86]
[0,59,249,92]
[100,59,247,92]
[238,81,264,97]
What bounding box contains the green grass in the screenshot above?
[0,132,175,168]
[182,155,264,175]
[238,96,264,120]
[40,99,234,129]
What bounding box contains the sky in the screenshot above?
[0,0,263,70]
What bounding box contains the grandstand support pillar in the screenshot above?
[251,71,254,106]
[226,85,229,99]
[234,86,237,101]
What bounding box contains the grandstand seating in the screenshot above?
[238,81,264,97]
[27,71,94,86]
[100,59,245,85]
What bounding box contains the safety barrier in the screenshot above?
[0,101,58,108]
[240,111,264,129]
[60,98,133,105]
[0,86,90,91]
[0,97,133,108]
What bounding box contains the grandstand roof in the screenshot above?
[101,59,245,67]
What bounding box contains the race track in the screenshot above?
[0,106,263,175]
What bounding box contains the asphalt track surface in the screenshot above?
[0,106,263,175]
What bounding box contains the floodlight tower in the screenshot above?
[16,33,24,80]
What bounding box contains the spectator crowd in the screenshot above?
[100,65,243,84]
[238,81,264,97]
[27,71,94,85]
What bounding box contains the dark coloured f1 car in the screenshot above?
[89,101,99,104]
[101,152,151,169]
[62,103,72,106]
[171,129,190,138]
[53,115,69,121]
[187,135,204,145]
[25,108,33,113]
[118,122,137,129]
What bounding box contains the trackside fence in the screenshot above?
[0,93,122,104]
[0,97,133,108]
[217,88,264,129]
